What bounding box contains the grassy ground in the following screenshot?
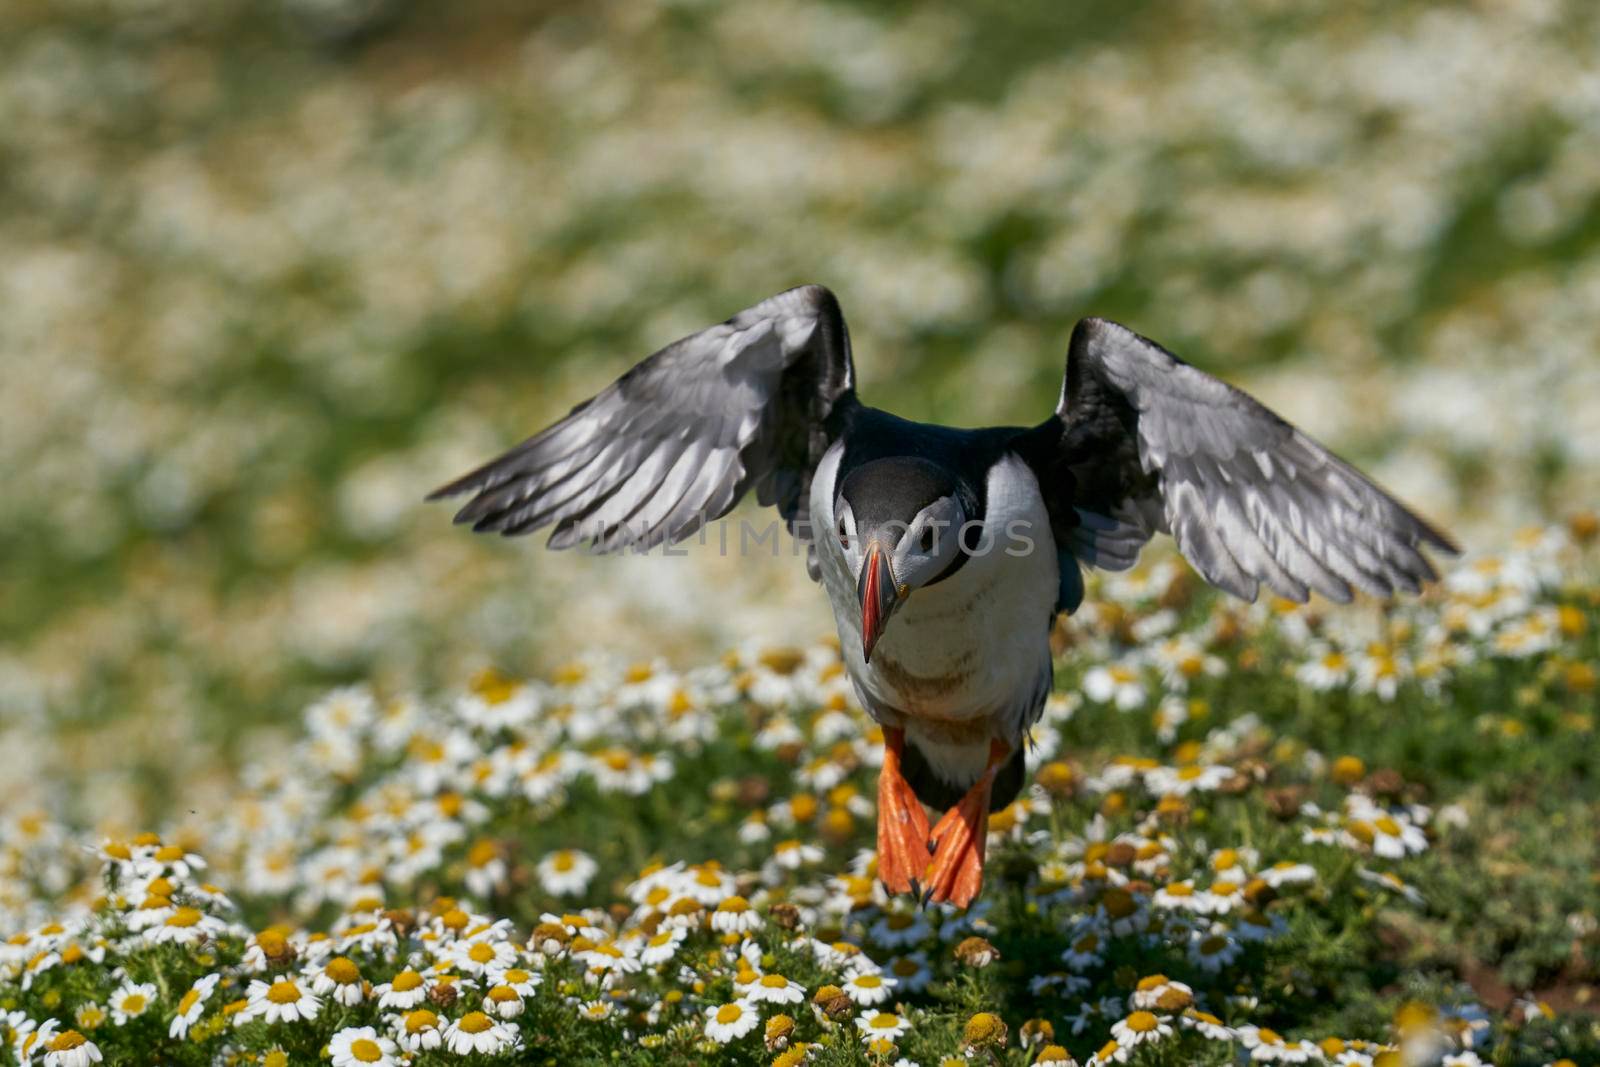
[5,0,1600,830]
[2,523,1595,1065]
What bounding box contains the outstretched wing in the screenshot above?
[1018,318,1457,604]
[429,285,857,554]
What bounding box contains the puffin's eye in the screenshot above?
[838,517,849,546]
[919,525,935,552]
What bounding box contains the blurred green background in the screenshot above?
[2,0,1598,823]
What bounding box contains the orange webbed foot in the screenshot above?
[876,728,932,895]
[922,739,1009,908]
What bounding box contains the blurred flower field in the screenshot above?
[4,0,1600,1063]
[2,524,1598,1065]
[6,0,1600,821]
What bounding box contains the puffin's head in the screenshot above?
[833,456,977,662]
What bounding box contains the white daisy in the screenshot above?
[109,982,157,1026]
[1061,927,1106,970]
[867,910,931,948]
[1084,664,1148,711]
[855,1010,911,1044]
[710,896,763,934]
[483,985,525,1019]
[1240,1025,1318,1062]
[769,839,824,870]
[485,965,541,997]
[442,1012,519,1055]
[536,850,598,896]
[885,953,932,994]
[1110,1011,1172,1047]
[329,1026,399,1067]
[374,970,428,1010]
[144,906,230,945]
[393,1009,444,1053]
[1260,862,1317,888]
[309,956,366,1006]
[1188,928,1243,972]
[43,1030,102,1067]
[169,974,220,1039]
[639,927,686,966]
[1180,1009,1236,1041]
[745,973,806,1006]
[842,971,897,1006]
[703,1000,759,1044]
[242,977,322,1024]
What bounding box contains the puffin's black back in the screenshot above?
[900,743,1027,814]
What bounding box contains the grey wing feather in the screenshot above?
[428,285,856,557]
[1025,317,1457,604]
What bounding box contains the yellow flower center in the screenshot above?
[404,1009,439,1033]
[1375,816,1403,836]
[266,980,302,1004]
[391,970,423,992]
[166,907,202,928]
[553,853,576,872]
[155,844,184,862]
[760,974,790,988]
[325,957,360,984]
[717,896,750,913]
[716,1004,745,1024]
[177,989,201,1014]
[1165,882,1194,896]
[469,943,496,964]
[870,1013,899,1029]
[854,974,883,988]
[488,985,518,1003]
[502,968,529,985]
[1102,888,1137,918]
[49,1031,88,1051]
[1126,1010,1159,1033]
[350,1038,384,1062]
[458,1011,493,1034]
[121,994,147,1014]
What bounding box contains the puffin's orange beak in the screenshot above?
[857,541,899,663]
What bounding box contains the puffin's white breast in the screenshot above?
[810,445,1059,763]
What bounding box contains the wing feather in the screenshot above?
[430,285,857,560]
[1018,317,1456,605]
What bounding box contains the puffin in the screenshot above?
[429,285,1455,907]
